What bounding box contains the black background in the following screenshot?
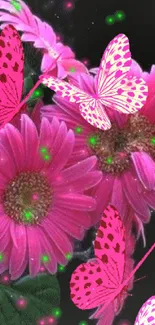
[24,0,155,324]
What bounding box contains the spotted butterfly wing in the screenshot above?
[134,296,155,325]
[70,205,125,311]
[41,74,111,130]
[96,34,148,113]
[0,24,24,128]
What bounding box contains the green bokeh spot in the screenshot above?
[75,126,83,134]
[11,0,22,11]
[88,134,99,147]
[105,15,115,25]
[51,307,62,319]
[0,252,4,262]
[65,253,72,260]
[106,156,113,164]
[41,255,50,263]
[70,67,76,72]
[58,265,65,272]
[24,210,33,222]
[151,136,155,145]
[115,10,126,21]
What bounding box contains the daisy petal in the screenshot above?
[131,151,155,190]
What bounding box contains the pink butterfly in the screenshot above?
[70,205,155,321]
[134,296,155,325]
[41,34,148,131]
[0,24,53,129]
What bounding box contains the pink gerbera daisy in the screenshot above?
[0,114,102,279]
[41,64,155,241]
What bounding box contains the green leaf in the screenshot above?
[0,273,60,325]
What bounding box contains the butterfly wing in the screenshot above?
[134,296,155,325]
[42,75,111,130]
[0,24,24,128]
[41,75,91,103]
[70,205,125,312]
[79,100,111,130]
[97,34,148,114]
[94,205,125,284]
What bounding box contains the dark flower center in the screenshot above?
[88,114,155,175]
[3,172,52,225]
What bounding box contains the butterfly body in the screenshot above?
[42,34,148,131]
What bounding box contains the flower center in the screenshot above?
[88,114,155,175]
[3,172,52,225]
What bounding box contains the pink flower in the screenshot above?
[41,66,155,241]
[0,0,88,78]
[0,115,102,279]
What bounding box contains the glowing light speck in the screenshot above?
[32,193,39,201]
[0,252,4,262]
[58,264,66,272]
[48,317,55,324]
[16,297,27,309]
[88,135,98,146]
[151,136,155,144]
[24,210,33,222]
[105,15,115,25]
[115,10,126,21]
[65,1,74,10]
[41,254,50,263]
[69,67,76,72]
[65,252,72,260]
[75,126,83,134]
[79,321,88,325]
[106,156,113,164]
[82,58,89,66]
[11,0,21,11]
[51,307,62,319]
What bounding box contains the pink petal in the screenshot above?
[0,226,10,251]
[53,156,98,185]
[0,142,16,180]
[122,170,150,220]
[54,171,102,193]
[110,176,129,219]
[2,124,24,172]
[27,227,41,277]
[48,129,75,177]
[51,211,85,240]
[21,115,39,171]
[131,151,155,190]
[41,53,56,72]
[55,193,96,211]
[53,207,90,229]
[9,225,27,279]
[90,174,114,224]
[42,218,73,256]
[56,62,67,79]
[38,228,57,273]
[0,217,10,239]
[61,59,88,74]
[142,190,155,209]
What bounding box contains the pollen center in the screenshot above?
[88,114,155,175]
[3,172,52,225]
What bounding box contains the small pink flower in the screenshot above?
[41,65,155,241]
[0,115,102,279]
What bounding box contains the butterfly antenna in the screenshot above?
[134,275,147,283]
